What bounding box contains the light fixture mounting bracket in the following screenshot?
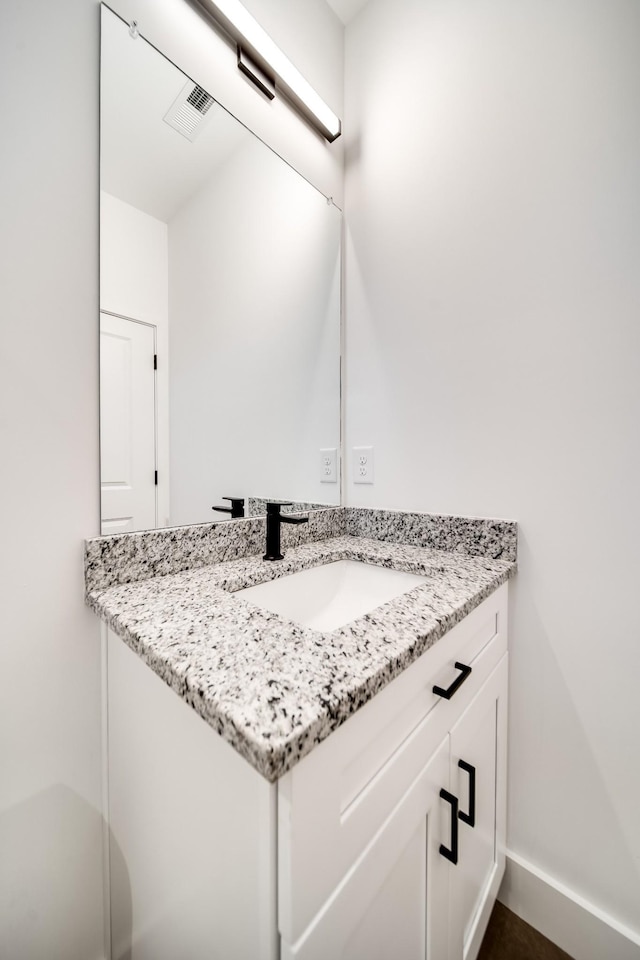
[237,45,275,100]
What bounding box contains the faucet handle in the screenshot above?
[265,501,308,524]
[212,497,245,519]
[281,514,309,525]
[264,500,291,518]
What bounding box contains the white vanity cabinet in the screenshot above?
[103,582,508,960]
[277,582,508,960]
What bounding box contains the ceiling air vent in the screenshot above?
[163,81,215,142]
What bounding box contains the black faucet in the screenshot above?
[264,502,309,561]
[212,497,245,519]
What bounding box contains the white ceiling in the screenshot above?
[325,0,370,26]
[101,11,248,223]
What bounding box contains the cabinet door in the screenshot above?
[448,654,508,960]
[282,736,451,960]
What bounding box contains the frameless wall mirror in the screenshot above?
[99,5,341,535]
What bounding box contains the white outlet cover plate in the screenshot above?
[320,447,338,483]
[353,445,374,484]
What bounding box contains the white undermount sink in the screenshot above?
[236,559,427,631]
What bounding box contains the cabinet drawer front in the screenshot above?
[341,595,502,819]
[278,583,508,943]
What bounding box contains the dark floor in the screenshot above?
[477,902,574,960]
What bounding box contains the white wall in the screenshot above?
[0,2,104,957]
[169,132,341,525]
[100,191,169,327]
[0,0,343,956]
[100,190,171,526]
[344,0,640,940]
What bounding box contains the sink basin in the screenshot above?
[235,559,426,631]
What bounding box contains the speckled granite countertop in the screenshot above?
[87,532,516,782]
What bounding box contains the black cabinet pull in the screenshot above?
[458,760,476,828]
[439,789,459,864]
[432,662,472,700]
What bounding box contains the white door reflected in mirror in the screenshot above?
[100,312,157,535]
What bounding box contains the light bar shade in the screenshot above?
[194,0,342,141]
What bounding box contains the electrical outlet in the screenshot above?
[320,448,338,483]
[353,446,374,484]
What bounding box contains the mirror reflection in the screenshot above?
[99,6,341,535]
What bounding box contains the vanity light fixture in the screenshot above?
[193,0,342,142]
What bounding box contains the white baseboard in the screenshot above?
[499,850,640,960]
